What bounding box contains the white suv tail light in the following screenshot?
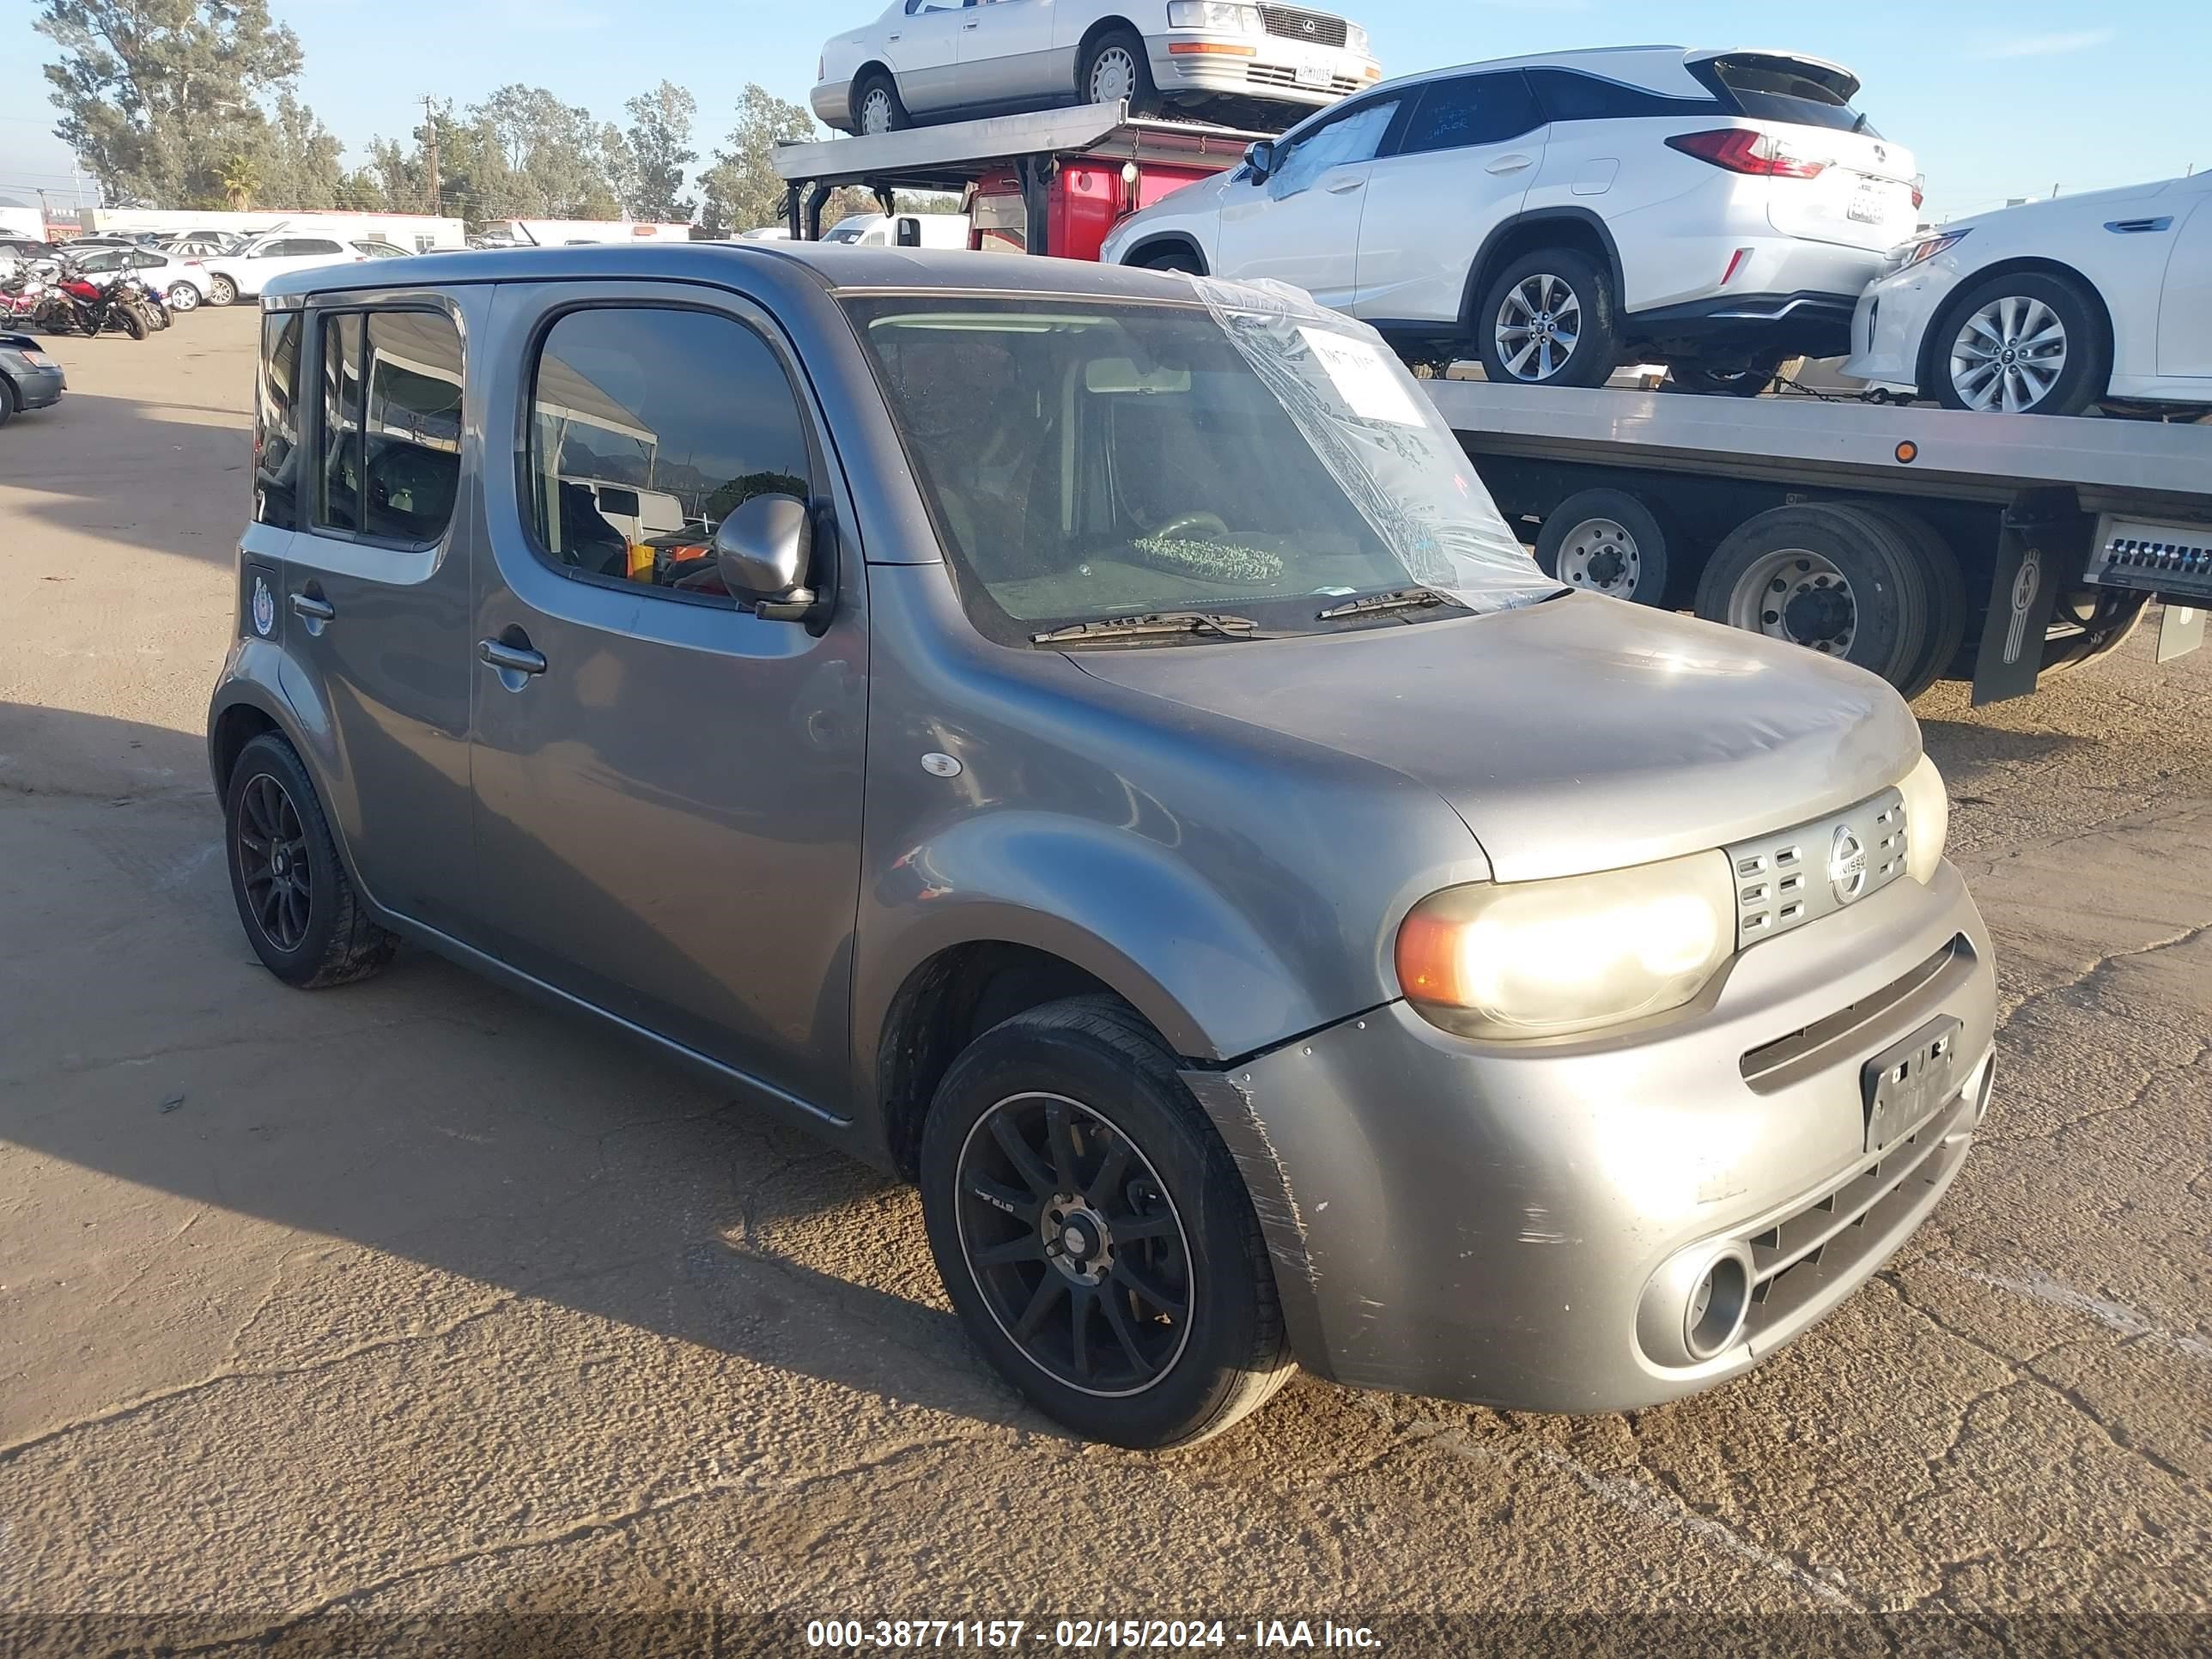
[1665,128,1826,180]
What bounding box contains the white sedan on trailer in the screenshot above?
[814,0,1379,136]
[1847,167,2212,416]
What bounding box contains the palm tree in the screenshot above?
[218,155,261,211]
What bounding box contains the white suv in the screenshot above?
[1102,46,1919,392]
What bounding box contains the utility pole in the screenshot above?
[422,94,441,218]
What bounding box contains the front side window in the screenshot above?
[1264,98,1401,199]
[524,307,814,600]
[1397,72,1542,155]
[313,308,463,544]
[254,312,304,529]
[846,289,1558,646]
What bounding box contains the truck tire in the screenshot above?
[1694,502,1931,689]
[2039,589,2149,678]
[1929,269,2110,416]
[1850,502,1966,699]
[919,995,1293,1449]
[1473,248,1620,390]
[1534,488,1674,606]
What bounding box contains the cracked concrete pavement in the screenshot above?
[1,312,2207,1651]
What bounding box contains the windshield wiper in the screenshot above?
[1316,586,1465,621]
[1033,611,1261,644]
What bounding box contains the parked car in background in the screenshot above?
[61,243,215,312]
[198,234,370,305]
[210,243,1990,1450]
[162,232,248,258]
[0,236,64,269]
[1104,46,1919,392]
[0,331,65,425]
[815,0,1380,135]
[819,210,971,248]
[1846,168,2212,416]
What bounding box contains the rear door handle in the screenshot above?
[478,637,547,676]
[290,593,334,621]
[1486,153,1534,174]
[1323,174,1366,193]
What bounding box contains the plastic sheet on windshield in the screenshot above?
[1191,276,1562,614]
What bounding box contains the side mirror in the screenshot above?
[894,216,921,248]
[1244,140,1274,180]
[713,493,817,622]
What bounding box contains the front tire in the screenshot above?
[225,732,398,989]
[1930,270,2108,416]
[919,997,1292,1449]
[1081,28,1158,115]
[1137,246,1204,276]
[1474,248,1619,390]
[0,374,16,428]
[1668,351,1786,398]
[207,273,238,307]
[853,71,909,136]
[116,302,149,340]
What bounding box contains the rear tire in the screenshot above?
[1851,502,1966,699]
[919,996,1292,1449]
[225,733,398,989]
[853,70,909,136]
[1081,28,1159,115]
[167,282,200,313]
[1473,247,1619,390]
[1137,246,1204,276]
[1534,488,1674,606]
[1668,351,1785,398]
[1694,502,1931,688]
[1929,270,2108,416]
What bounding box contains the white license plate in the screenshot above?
[1847,190,1888,225]
[1294,62,1334,88]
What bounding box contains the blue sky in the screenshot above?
[3,0,2206,221]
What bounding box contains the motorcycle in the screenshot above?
[42,273,149,340]
[117,271,171,330]
[0,269,49,326]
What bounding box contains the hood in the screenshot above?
[1066,593,1921,883]
[1953,175,2180,233]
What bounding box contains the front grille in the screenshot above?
[1737,1081,1976,1346]
[1727,786,1907,949]
[1245,63,1363,94]
[1739,934,1976,1093]
[1257,4,1348,47]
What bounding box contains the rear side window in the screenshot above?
[254,312,304,529]
[1692,55,1878,135]
[522,307,814,602]
[1396,72,1542,155]
[1527,67,1723,123]
[312,307,464,546]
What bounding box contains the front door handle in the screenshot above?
[1486,153,1534,174]
[478,637,547,676]
[1323,174,1366,194]
[291,592,334,622]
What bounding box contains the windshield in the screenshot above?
[843,282,1559,644]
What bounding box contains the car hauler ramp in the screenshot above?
[1425,380,2212,703]
[772,101,1265,256]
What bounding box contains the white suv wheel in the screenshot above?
[1494,273,1583,383]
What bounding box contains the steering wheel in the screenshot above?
[1148,510,1229,543]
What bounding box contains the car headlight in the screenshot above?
[1897,753,1948,884]
[1167,0,1260,28]
[1395,851,1735,1041]
[1885,228,1970,276]
[1345,22,1370,55]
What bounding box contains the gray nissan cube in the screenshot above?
[208,244,1995,1449]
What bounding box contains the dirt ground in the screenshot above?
[1,308,2207,1655]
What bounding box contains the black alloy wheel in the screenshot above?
[235,770,313,952]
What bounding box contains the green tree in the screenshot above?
[216,152,260,211]
[623,81,697,222]
[252,92,345,210]
[471,83,623,219]
[35,0,304,207]
[696,84,817,234]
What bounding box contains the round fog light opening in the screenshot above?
[1686,1252,1751,1360]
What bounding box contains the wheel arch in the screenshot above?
[1074,15,1147,76]
[1915,256,2115,400]
[850,58,895,94]
[1117,232,1209,274]
[1460,209,1625,331]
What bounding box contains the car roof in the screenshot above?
[260,241,1220,305]
[1354,43,1858,105]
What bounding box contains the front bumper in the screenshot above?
[2,357,65,410]
[1152,33,1376,105]
[1844,264,1958,392]
[1185,860,1994,1413]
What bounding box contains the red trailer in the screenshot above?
[772,101,1267,262]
